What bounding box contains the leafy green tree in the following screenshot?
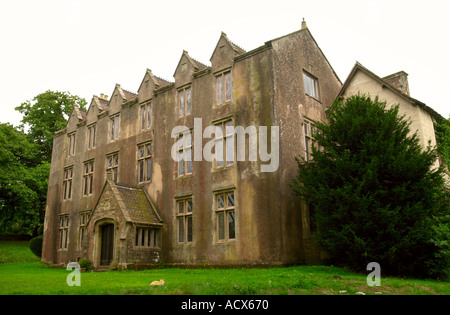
[15,90,87,162]
[435,116,450,167]
[292,94,449,279]
[0,123,49,235]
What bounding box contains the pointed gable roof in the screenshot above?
[138,69,173,101]
[210,31,246,61]
[91,177,162,226]
[338,62,443,120]
[173,50,209,77]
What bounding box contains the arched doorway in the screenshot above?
[100,223,114,266]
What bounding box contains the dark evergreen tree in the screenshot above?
[292,94,449,279]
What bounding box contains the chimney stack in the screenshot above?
[382,71,410,96]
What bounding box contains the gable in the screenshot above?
[173,51,208,86]
[66,105,85,133]
[88,178,162,228]
[210,32,245,72]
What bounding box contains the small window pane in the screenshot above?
[141,106,146,130]
[187,216,193,242]
[146,144,152,157]
[227,193,235,207]
[217,76,223,104]
[178,217,185,243]
[228,211,236,239]
[139,160,144,182]
[146,158,152,181]
[218,212,225,240]
[186,88,192,115]
[217,195,225,209]
[225,72,232,101]
[187,200,192,213]
[178,201,184,214]
[179,91,185,117]
[147,105,152,129]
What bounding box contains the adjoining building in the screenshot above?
[41,20,442,269]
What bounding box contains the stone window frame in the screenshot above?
[303,70,320,101]
[137,141,152,184]
[303,117,320,163]
[213,118,235,169]
[176,129,193,177]
[178,85,192,118]
[78,210,90,250]
[215,69,232,105]
[106,151,119,183]
[134,226,160,248]
[176,196,193,244]
[63,166,74,201]
[83,159,95,196]
[58,214,70,251]
[67,132,76,157]
[214,188,236,243]
[87,123,97,150]
[140,102,152,131]
[110,113,120,142]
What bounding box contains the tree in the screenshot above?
[0,123,49,235]
[15,90,87,162]
[435,116,450,167]
[292,94,449,279]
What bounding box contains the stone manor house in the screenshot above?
[42,21,442,269]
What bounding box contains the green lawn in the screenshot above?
[0,241,448,295]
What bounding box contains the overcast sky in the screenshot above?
[1,0,449,127]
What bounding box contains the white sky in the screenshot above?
[1,0,449,127]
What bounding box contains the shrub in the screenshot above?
[29,235,43,257]
[293,94,450,279]
[79,259,93,272]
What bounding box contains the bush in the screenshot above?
[293,94,450,279]
[29,235,43,257]
[79,259,92,272]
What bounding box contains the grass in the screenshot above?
[0,241,449,295]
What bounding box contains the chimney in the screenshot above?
[382,71,410,96]
[99,93,109,101]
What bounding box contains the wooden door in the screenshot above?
[100,224,114,266]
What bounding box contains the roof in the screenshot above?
[92,176,163,226]
[338,62,443,121]
[114,185,162,225]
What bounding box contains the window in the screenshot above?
[214,120,234,168]
[59,214,69,250]
[138,142,152,183]
[178,87,192,117]
[177,131,192,176]
[63,167,73,200]
[304,119,320,162]
[79,211,90,248]
[87,124,96,149]
[140,103,152,130]
[303,72,319,99]
[216,71,232,104]
[216,191,236,241]
[106,153,119,183]
[83,160,94,196]
[135,227,159,248]
[68,132,76,157]
[110,115,120,141]
[176,198,193,243]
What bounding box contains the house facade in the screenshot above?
[42,21,442,270]
[42,21,343,269]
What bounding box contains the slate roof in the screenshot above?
[114,185,162,225]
